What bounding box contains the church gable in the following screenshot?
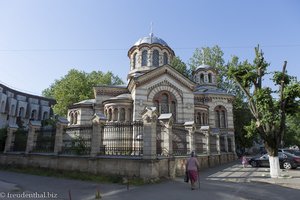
[128,64,195,92]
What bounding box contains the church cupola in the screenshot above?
[127,32,175,80]
[193,64,218,87]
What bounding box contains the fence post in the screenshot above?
[224,135,228,152]
[141,107,158,159]
[26,121,41,154]
[158,113,173,156]
[4,125,18,153]
[184,121,195,154]
[54,117,69,154]
[216,134,221,154]
[200,126,210,155]
[91,113,107,157]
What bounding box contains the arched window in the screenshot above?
[171,101,176,121]
[120,108,125,122]
[108,109,112,121]
[113,108,118,121]
[153,50,159,67]
[161,93,169,113]
[74,112,78,124]
[197,112,201,124]
[142,50,147,66]
[163,52,168,65]
[43,112,48,120]
[208,73,212,83]
[154,100,160,113]
[69,113,74,125]
[200,74,204,83]
[153,91,177,121]
[132,53,137,69]
[18,106,23,117]
[215,106,227,128]
[31,110,37,120]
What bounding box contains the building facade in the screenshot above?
[67,33,235,144]
[0,83,55,129]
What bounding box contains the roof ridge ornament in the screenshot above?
[149,22,154,42]
[201,49,205,65]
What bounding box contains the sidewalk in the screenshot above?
[204,161,300,190]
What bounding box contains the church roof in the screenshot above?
[134,33,169,46]
[110,93,132,100]
[74,99,95,105]
[194,86,234,96]
[195,64,216,72]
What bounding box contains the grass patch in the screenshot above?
[0,164,145,185]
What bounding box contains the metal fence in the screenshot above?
[11,129,28,152]
[156,123,163,155]
[102,121,143,156]
[209,135,218,154]
[220,135,226,152]
[62,126,92,155]
[194,131,207,154]
[172,124,189,156]
[228,137,232,152]
[33,127,56,153]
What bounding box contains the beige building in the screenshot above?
[67,33,235,143]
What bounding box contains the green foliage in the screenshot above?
[42,69,124,116]
[284,113,300,146]
[227,45,300,156]
[72,135,90,155]
[170,56,190,78]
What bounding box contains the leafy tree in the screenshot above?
[284,113,300,147]
[227,46,300,177]
[170,56,190,78]
[189,45,225,84]
[43,69,123,116]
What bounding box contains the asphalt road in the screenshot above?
[0,161,300,200]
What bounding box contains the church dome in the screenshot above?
[134,33,169,46]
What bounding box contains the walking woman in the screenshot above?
[186,151,200,190]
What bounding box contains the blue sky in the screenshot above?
[0,0,299,95]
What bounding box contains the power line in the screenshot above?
[0,44,299,52]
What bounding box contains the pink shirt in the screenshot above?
[187,157,200,171]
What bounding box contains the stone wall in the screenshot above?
[0,153,236,180]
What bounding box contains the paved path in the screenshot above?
[1,161,300,200]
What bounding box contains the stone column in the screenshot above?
[91,113,107,157]
[200,126,210,155]
[54,117,69,154]
[184,121,196,154]
[111,106,116,122]
[141,107,158,159]
[4,125,18,153]
[230,135,236,154]
[158,113,173,156]
[216,134,221,154]
[117,107,121,122]
[26,121,41,154]
[224,135,228,152]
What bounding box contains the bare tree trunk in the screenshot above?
[269,156,280,178]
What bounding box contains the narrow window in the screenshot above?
[132,53,137,69]
[200,74,204,83]
[142,50,147,66]
[153,50,159,67]
[208,73,212,83]
[163,52,168,65]
[161,94,169,113]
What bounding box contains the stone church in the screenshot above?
[67,33,235,140]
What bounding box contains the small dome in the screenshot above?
[134,33,168,46]
[195,64,213,71]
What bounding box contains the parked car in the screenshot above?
[278,149,300,157]
[248,152,300,169]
